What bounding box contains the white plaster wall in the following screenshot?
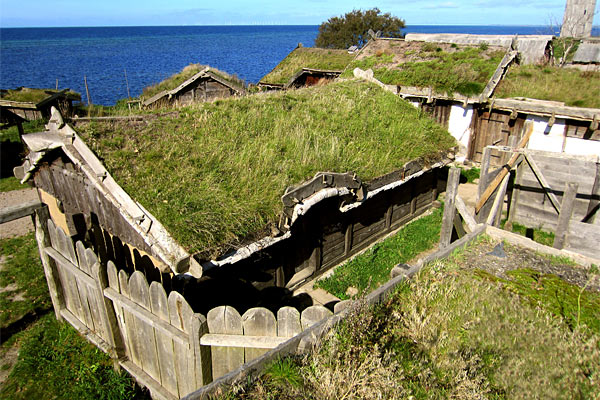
[447,105,473,149]
[526,115,566,153]
[408,100,420,108]
[564,137,600,156]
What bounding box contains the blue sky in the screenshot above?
[1,0,598,27]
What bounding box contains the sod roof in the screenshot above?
[259,47,355,85]
[0,87,81,104]
[494,65,600,109]
[142,64,245,100]
[78,80,455,257]
[341,39,505,96]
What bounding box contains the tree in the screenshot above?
[315,8,405,49]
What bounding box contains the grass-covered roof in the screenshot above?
[341,39,505,96]
[141,64,245,100]
[78,80,455,257]
[494,65,600,109]
[0,87,81,104]
[260,47,355,85]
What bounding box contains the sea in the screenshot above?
[1,24,596,106]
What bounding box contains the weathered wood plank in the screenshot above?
[91,260,123,360]
[524,153,561,213]
[0,199,42,223]
[486,173,510,226]
[301,305,333,330]
[206,306,244,379]
[128,272,161,383]
[119,360,178,400]
[168,291,195,396]
[455,195,477,232]
[34,208,64,321]
[190,313,212,387]
[242,308,277,361]
[277,307,301,338]
[74,241,100,335]
[118,269,145,372]
[440,167,461,248]
[107,261,132,360]
[149,282,178,396]
[554,182,578,250]
[199,334,288,349]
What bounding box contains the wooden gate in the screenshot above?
[468,109,525,165]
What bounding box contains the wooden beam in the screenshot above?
[486,172,510,226]
[440,167,461,248]
[200,333,289,349]
[523,153,561,214]
[475,122,534,213]
[455,195,477,232]
[553,182,578,250]
[0,200,43,223]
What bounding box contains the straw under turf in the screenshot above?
[79,80,455,257]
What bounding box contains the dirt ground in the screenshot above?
[459,238,600,292]
[0,188,38,239]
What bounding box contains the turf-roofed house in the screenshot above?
[141,64,246,109]
[16,79,456,398]
[349,35,600,165]
[258,44,355,90]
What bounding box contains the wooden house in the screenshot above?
[18,80,456,397]
[142,67,245,109]
[0,88,81,124]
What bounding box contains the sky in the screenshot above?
[0,0,598,28]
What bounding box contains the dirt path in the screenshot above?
[0,188,38,239]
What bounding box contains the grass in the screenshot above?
[222,248,600,399]
[316,206,443,299]
[0,233,51,328]
[503,221,555,247]
[495,65,600,108]
[0,119,46,143]
[1,314,141,400]
[1,87,80,104]
[78,80,455,257]
[460,166,480,183]
[260,47,355,85]
[342,47,504,96]
[142,64,245,100]
[0,177,29,192]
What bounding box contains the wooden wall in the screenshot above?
[468,109,525,165]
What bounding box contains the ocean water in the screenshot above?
[1,25,595,105]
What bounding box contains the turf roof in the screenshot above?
[78,80,455,257]
[341,39,505,96]
[260,47,355,85]
[142,64,245,100]
[1,88,81,104]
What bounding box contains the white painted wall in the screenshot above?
[526,115,566,153]
[447,105,473,150]
[564,136,600,156]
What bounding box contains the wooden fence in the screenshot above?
[34,209,339,399]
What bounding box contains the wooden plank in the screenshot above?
[200,334,288,349]
[148,281,178,397]
[34,208,64,321]
[206,306,244,380]
[455,195,477,232]
[553,182,578,250]
[91,260,123,360]
[119,360,177,400]
[190,313,212,387]
[60,308,113,354]
[128,272,162,383]
[0,200,43,223]
[75,242,100,335]
[242,308,277,361]
[440,167,461,248]
[118,270,145,372]
[486,173,510,226]
[475,122,534,212]
[277,307,301,338]
[168,291,195,397]
[107,261,131,360]
[506,160,524,229]
[585,162,600,224]
[523,153,561,213]
[300,305,333,330]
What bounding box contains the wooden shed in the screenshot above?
[0,88,81,123]
[17,80,456,397]
[142,67,245,109]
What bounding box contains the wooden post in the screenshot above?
[440,167,461,249]
[34,206,65,321]
[480,146,492,197]
[124,69,131,99]
[553,182,578,250]
[191,313,213,386]
[486,172,510,227]
[56,79,59,90]
[84,75,92,106]
[586,162,600,225]
[505,159,524,231]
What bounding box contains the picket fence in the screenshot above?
[35,210,335,399]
